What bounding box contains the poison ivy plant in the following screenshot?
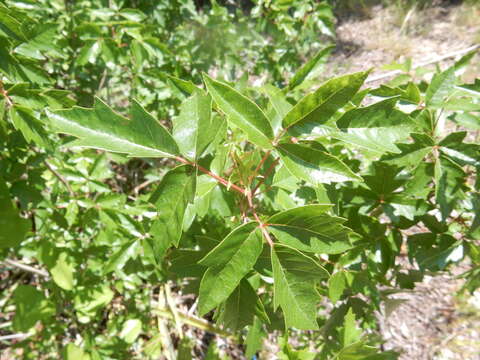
[0,1,479,359]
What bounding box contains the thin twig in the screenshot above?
[246,189,274,247]
[2,259,49,278]
[249,150,271,185]
[252,157,280,196]
[43,160,75,196]
[0,80,13,107]
[154,308,235,340]
[0,333,32,341]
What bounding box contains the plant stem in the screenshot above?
[154,308,235,340]
[252,157,280,196]
[246,189,274,247]
[2,259,50,278]
[174,156,245,195]
[44,160,75,196]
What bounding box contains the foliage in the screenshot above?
[1,0,480,359]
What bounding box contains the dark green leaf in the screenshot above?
[282,71,369,135]
[203,74,274,149]
[278,143,361,184]
[0,176,30,248]
[198,222,263,315]
[288,45,334,90]
[148,165,196,263]
[267,205,353,254]
[272,244,328,330]
[217,278,269,331]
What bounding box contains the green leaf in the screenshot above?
[14,23,62,60]
[329,271,347,304]
[10,105,51,149]
[217,278,269,331]
[245,317,266,358]
[0,176,30,248]
[50,252,74,291]
[198,222,263,315]
[288,45,335,90]
[119,8,146,22]
[76,40,101,66]
[267,205,352,254]
[173,92,221,160]
[104,240,139,274]
[63,344,90,360]
[335,341,378,360]
[278,143,361,184]
[271,243,328,330]
[341,308,362,346]
[74,285,114,323]
[148,165,196,263]
[13,285,55,331]
[203,74,274,149]
[263,84,293,133]
[434,155,466,220]
[47,98,179,158]
[282,71,370,135]
[120,319,142,343]
[425,66,456,108]
[334,98,415,154]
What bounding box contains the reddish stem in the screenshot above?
[252,157,280,196]
[246,189,274,247]
[175,156,246,195]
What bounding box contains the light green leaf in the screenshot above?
[341,308,362,346]
[50,252,74,291]
[74,285,114,323]
[263,84,293,133]
[267,205,352,254]
[47,98,179,158]
[278,143,361,184]
[329,271,347,304]
[14,23,62,60]
[76,40,101,66]
[13,285,55,332]
[203,74,274,149]
[272,244,328,330]
[217,278,269,331]
[120,319,142,343]
[148,165,195,263]
[425,66,456,108]
[10,105,51,149]
[119,8,146,22]
[173,92,220,160]
[198,222,263,315]
[282,71,369,135]
[0,177,30,249]
[334,98,415,154]
[288,44,334,90]
[64,344,91,360]
[245,317,266,358]
[104,240,139,274]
